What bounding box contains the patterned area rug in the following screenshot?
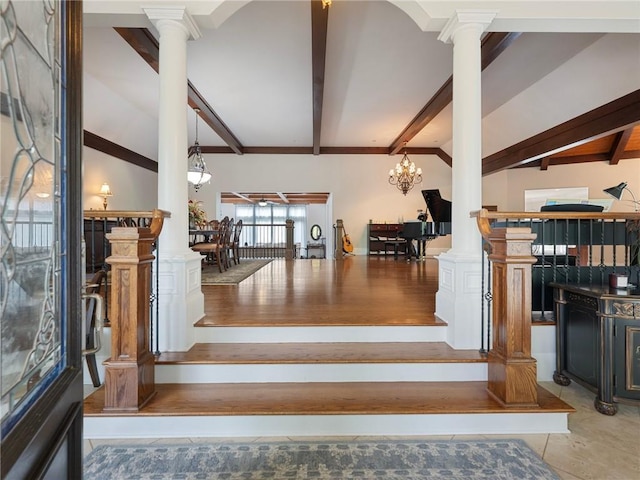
[200,259,272,285]
[83,439,560,479]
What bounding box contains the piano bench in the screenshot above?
[384,239,406,259]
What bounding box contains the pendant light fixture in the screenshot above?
[388,144,422,196]
[187,108,212,191]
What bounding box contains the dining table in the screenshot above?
[189,229,218,245]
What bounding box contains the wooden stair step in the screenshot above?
[84,381,573,417]
[155,342,486,365]
[194,314,448,328]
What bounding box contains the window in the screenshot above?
[235,204,307,248]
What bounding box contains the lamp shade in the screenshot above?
[603,182,627,200]
[187,169,211,185]
[100,182,112,197]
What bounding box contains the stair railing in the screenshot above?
[475,209,640,354]
[83,209,171,360]
[100,209,167,412]
[236,220,295,259]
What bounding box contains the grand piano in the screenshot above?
[399,189,452,260]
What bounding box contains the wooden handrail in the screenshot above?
[84,208,170,241]
[473,208,640,245]
[83,209,171,220]
[472,209,640,221]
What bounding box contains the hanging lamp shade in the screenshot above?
[187,108,212,191]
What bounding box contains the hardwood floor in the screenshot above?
[85,255,575,424]
[156,342,486,364]
[84,382,572,417]
[196,256,442,327]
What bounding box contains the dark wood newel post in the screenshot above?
[476,210,539,407]
[285,219,294,260]
[335,219,344,261]
[102,210,165,411]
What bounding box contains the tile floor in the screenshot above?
[84,381,640,480]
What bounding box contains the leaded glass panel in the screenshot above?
[1,0,64,435]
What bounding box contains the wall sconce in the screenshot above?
[100,182,113,210]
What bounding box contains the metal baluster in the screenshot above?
[151,236,160,356]
[480,241,486,354]
[599,218,606,284]
[538,217,547,321]
[564,218,570,284]
[485,253,492,354]
[589,220,593,285]
[576,219,582,284]
[612,218,617,268]
[90,217,97,273]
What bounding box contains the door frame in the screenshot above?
[1,1,84,478]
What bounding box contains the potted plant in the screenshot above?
[188,200,207,229]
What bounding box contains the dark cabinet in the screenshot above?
[367,223,406,256]
[552,283,640,415]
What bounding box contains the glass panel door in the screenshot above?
[1,0,66,437]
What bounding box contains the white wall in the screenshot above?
[307,204,327,246]
[190,152,454,256]
[82,147,158,211]
[502,160,640,212]
[80,149,640,252]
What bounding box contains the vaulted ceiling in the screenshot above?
[82,1,640,179]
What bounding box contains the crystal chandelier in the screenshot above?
[388,151,422,196]
[187,108,212,191]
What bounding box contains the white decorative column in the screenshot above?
[145,7,204,352]
[436,11,496,349]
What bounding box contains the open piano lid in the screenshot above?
[422,189,452,223]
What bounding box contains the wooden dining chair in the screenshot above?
[191,217,228,272]
[229,219,243,265]
[222,217,234,269]
[83,269,107,387]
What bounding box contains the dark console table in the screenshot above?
[551,283,640,415]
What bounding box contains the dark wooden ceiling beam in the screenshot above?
[609,128,633,165]
[540,157,550,170]
[221,192,330,204]
[114,28,160,72]
[482,90,640,175]
[622,149,640,160]
[311,0,329,156]
[197,145,451,158]
[114,27,243,155]
[388,32,522,156]
[187,84,243,155]
[84,131,158,172]
[515,151,640,169]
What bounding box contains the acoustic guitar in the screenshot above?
[342,226,354,254]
